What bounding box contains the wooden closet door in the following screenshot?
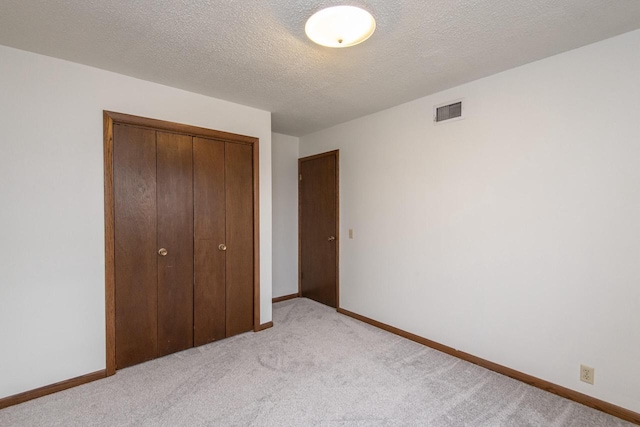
[113,125,158,368]
[156,132,194,357]
[193,137,226,345]
[225,142,254,336]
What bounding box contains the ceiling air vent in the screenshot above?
[433,99,464,124]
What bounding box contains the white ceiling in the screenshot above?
[1,1,639,136]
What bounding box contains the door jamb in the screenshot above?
[297,150,340,309]
[103,111,261,376]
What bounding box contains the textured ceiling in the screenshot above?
[1,1,639,136]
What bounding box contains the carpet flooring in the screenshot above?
[0,298,633,426]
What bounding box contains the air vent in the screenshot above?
[434,99,464,124]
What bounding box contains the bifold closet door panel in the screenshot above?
[113,125,158,369]
[156,132,194,357]
[193,137,226,346]
[225,142,254,337]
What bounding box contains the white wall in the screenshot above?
[0,45,272,399]
[271,133,300,298]
[300,30,640,412]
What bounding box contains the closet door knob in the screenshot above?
[158,248,168,256]
[328,236,336,241]
[218,244,227,251]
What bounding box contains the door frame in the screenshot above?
[298,150,340,308]
[103,111,261,376]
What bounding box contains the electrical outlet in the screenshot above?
[580,364,595,385]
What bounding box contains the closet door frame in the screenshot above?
[103,110,261,376]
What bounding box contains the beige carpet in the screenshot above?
[0,298,632,426]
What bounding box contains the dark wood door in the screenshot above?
[108,112,257,371]
[156,132,194,356]
[114,129,194,366]
[193,138,254,340]
[299,151,338,308]
[193,137,226,345]
[225,142,254,336]
[113,124,158,368]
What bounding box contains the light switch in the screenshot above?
[349,229,354,239]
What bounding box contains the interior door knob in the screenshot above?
[218,244,227,251]
[328,236,336,241]
[158,248,168,256]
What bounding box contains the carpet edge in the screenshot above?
[0,369,107,410]
[336,307,640,426]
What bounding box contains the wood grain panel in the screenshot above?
[103,112,116,376]
[156,131,194,356]
[299,152,337,308]
[225,142,254,336]
[104,111,258,145]
[113,124,158,369]
[105,111,262,375]
[252,139,261,331]
[193,137,226,345]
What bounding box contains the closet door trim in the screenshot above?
[103,111,261,376]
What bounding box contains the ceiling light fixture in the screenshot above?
[305,6,376,48]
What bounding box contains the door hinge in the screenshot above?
[299,174,302,181]
[301,271,303,280]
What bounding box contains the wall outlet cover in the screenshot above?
[580,364,595,385]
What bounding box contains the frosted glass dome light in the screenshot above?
[305,6,376,48]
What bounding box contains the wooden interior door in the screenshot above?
[299,151,339,308]
[193,137,226,345]
[113,124,158,368]
[225,142,254,336]
[105,111,260,375]
[156,132,194,357]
